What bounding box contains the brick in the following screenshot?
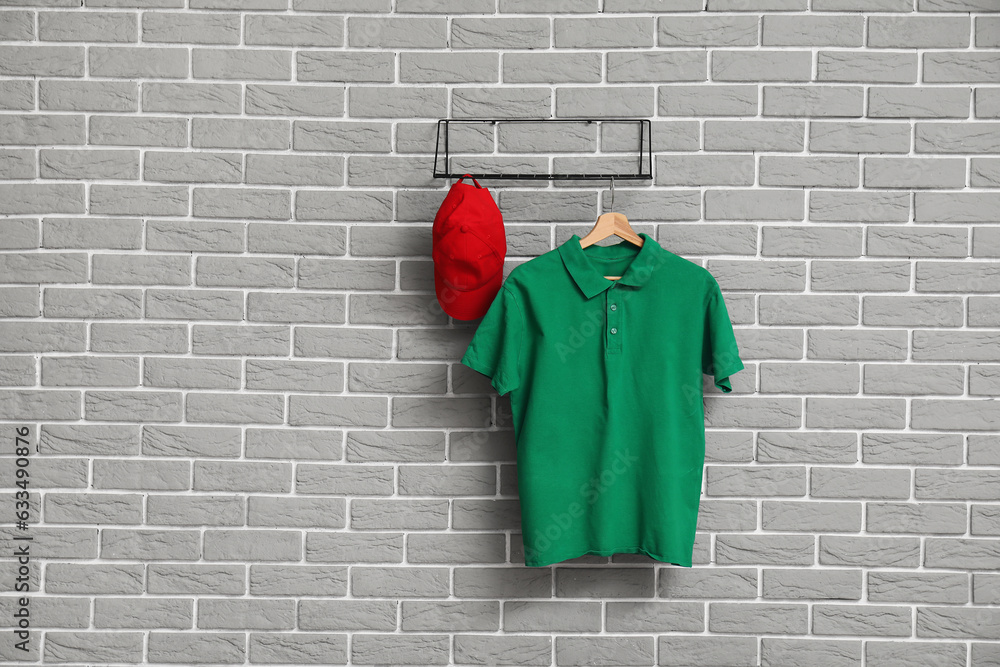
[660,84,757,116]
[659,567,758,599]
[866,641,966,667]
[658,636,757,667]
[810,189,910,221]
[203,529,300,562]
[249,633,348,665]
[763,569,862,600]
[90,46,187,78]
[296,463,392,496]
[970,297,1000,326]
[811,467,910,499]
[401,51,498,83]
[407,533,506,564]
[297,51,395,82]
[862,432,963,465]
[45,492,142,525]
[556,636,655,666]
[764,14,862,46]
[503,600,601,632]
[351,633,450,665]
[454,86,551,118]
[350,86,447,118]
[147,632,245,664]
[912,399,1000,430]
[867,502,966,535]
[197,598,294,630]
[555,17,653,48]
[760,362,859,394]
[249,564,347,597]
[706,465,806,497]
[142,82,241,113]
[762,638,861,667]
[805,397,906,429]
[307,532,403,564]
[94,598,194,630]
[348,16,446,48]
[767,86,864,117]
[451,17,548,49]
[819,536,920,568]
[143,426,240,458]
[148,494,242,526]
[142,11,239,44]
[917,606,1000,639]
[40,81,138,112]
[0,45,84,76]
[402,600,499,632]
[248,222,346,255]
[246,84,344,117]
[917,469,1000,501]
[810,260,911,291]
[868,571,969,604]
[192,47,290,79]
[862,296,963,327]
[46,563,144,595]
[757,432,858,464]
[454,635,551,666]
[245,14,343,46]
[44,632,143,663]
[502,52,601,83]
[762,501,861,532]
[148,563,246,595]
[863,363,965,395]
[709,602,808,634]
[716,534,815,566]
[818,51,917,83]
[185,392,284,424]
[872,86,974,121]
[660,15,758,47]
[914,330,1000,362]
[454,567,552,598]
[607,601,705,632]
[102,528,199,561]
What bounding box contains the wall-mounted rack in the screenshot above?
[432,118,652,181]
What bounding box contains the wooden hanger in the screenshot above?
[578,177,643,280]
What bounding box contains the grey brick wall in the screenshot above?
[1,2,999,666]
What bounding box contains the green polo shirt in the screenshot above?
[460,232,744,567]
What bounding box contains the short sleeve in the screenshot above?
[460,284,523,396]
[702,279,744,393]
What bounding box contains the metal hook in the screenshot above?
[609,176,615,211]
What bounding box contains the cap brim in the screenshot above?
[434,266,503,321]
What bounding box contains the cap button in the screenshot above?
[460,224,469,233]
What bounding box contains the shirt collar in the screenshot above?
[558,232,662,299]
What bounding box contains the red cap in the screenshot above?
[433,175,506,320]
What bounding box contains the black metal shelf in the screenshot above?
[432,118,652,181]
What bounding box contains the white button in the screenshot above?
[610,327,617,334]
[610,304,617,311]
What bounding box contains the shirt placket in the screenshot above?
[606,285,622,355]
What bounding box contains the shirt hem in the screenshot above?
[524,545,693,568]
[714,358,746,393]
[719,358,745,377]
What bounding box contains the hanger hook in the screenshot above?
[609,176,615,211]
